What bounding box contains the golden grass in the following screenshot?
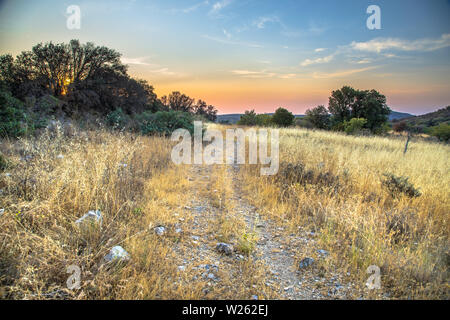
[239,127,449,299]
[1,124,448,299]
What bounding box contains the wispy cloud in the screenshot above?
[300,54,335,67]
[312,66,378,79]
[209,0,232,15]
[351,34,450,53]
[183,1,209,13]
[231,70,297,79]
[223,29,232,39]
[253,16,280,29]
[202,34,262,48]
[121,57,154,66]
[314,48,326,52]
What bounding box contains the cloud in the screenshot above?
[182,1,209,13]
[223,29,232,39]
[253,16,280,29]
[209,0,232,14]
[202,34,262,48]
[231,70,297,79]
[300,54,334,67]
[121,57,154,66]
[312,66,378,79]
[314,48,326,53]
[351,34,450,53]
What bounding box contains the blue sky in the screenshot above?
[0,0,449,114]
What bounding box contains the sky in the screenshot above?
[0,0,449,115]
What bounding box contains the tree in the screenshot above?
[328,86,390,132]
[328,86,356,124]
[161,91,195,112]
[272,107,294,127]
[237,110,258,126]
[194,99,218,122]
[305,105,330,129]
[352,89,390,131]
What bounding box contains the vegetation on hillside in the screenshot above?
[0,40,217,138]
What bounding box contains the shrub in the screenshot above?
[393,121,407,132]
[0,89,26,137]
[237,110,258,126]
[106,108,129,130]
[272,107,294,127]
[138,110,194,135]
[428,123,450,142]
[382,173,421,198]
[343,118,367,135]
[255,114,273,127]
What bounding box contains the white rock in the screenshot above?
[154,226,166,236]
[56,154,64,159]
[104,246,130,263]
[0,208,4,216]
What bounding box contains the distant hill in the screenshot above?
[396,106,450,132]
[217,110,412,124]
[389,111,414,121]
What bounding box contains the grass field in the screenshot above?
[0,124,448,299]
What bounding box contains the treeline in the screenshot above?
[0,40,217,137]
[301,86,391,134]
[236,86,391,135]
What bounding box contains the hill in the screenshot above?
[396,106,450,132]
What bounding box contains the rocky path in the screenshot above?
[171,154,354,299]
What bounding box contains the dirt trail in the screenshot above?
[172,146,353,299]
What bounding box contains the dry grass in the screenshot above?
[0,127,198,299]
[1,123,448,300]
[239,127,449,299]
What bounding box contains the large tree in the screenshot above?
[328,86,390,131]
[305,105,330,129]
[272,107,295,127]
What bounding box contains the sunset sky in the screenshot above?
[0,0,449,115]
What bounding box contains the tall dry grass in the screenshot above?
[0,126,199,299]
[239,127,449,299]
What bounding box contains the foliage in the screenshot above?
[393,121,407,132]
[255,114,273,127]
[382,173,421,198]
[237,110,258,126]
[427,123,450,142]
[305,105,330,129]
[328,86,390,132]
[271,107,294,127]
[106,108,129,130]
[0,89,26,137]
[343,118,367,135]
[138,110,194,135]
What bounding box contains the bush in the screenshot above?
[0,89,26,137]
[382,173,421,198]
[272,107,294,127]
[255,114,273,127]
[237,110,258,126]
[428,123,450,142]
[138,110,194,135]
[106,108,129,130]
[393,121,407,132]
[343,118,367,134]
